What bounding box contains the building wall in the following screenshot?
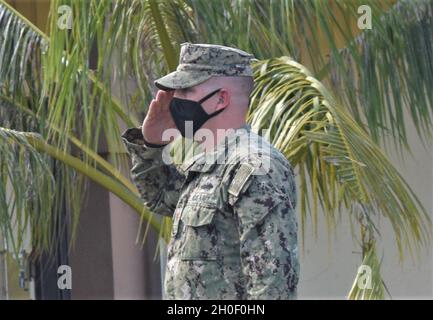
[7,0,50,34]
[298,105,433,299]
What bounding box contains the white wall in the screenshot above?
[297,107,433,299]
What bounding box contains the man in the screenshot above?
[121,43,299,299]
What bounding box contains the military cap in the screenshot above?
[154,42,255,90]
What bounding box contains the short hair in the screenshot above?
[240,76,254,96]
[176,86,196,96]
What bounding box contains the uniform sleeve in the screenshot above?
[228,156,299,299]
[121,127,184,217]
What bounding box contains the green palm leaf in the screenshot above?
[327,0,433,152]
[347,241,387,300]
[250,57,431,261]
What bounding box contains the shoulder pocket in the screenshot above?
[179,204,219,261]
[228,163,255,197]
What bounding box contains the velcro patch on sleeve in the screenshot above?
[228,163,255,197]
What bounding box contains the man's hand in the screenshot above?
[142,90,176,145]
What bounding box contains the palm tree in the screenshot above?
[0,0,431,299]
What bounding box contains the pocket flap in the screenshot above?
[181,205,217,227]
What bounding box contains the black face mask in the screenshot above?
[169,88,224,138]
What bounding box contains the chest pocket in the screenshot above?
[179,202,219,261]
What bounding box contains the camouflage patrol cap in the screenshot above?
[154,43,255,90]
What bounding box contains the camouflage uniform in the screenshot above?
[121,43,299,299]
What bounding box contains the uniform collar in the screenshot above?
[180,124,251,173]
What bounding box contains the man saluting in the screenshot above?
[121,43,299,300]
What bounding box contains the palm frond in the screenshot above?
[250,57,431,260]
[327,0,433,153]
[109,0,194,113]
[0,127,166,254]
[0,127,55,255]
[347,242,387,300]
[168,0,433,153]
[0,0,169,255]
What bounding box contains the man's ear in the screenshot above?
[216,89,230,110]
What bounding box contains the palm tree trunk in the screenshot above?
[0,231,9,300]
